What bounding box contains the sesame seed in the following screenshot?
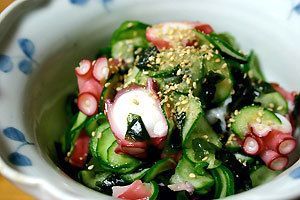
[258,110,264,117]
[229,118,235,123]
[181,99,188,105]
[221,63,227,69]
[269,103,275,108]
[104,82,111,87]
[189,173,196,178]
[193,82,197,89]
[202,156,208,161]
[277,106,283,111]
[88,165,94,170]
[97,132,102,139]
[234,110,239,116]
[256,117,262,123]
[91,131,96,137]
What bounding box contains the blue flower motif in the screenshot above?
[2,127,34,167]
[0,55,13,73]
[290,167,300,179]
[69,0,112,11]
[18,38,35,59]
[293,3,300,14]
[18,59,33,75]
[70,0,89,5]
[3,127,27,143]
[8,152,32,166]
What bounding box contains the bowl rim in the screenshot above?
[0,0,300,199]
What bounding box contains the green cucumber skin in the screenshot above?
[250,165,281,187]
[207,33,247,62]
[247,51,265,81]
[107,141,141,173]
[121,168,149,183]
[96,128,116,164]
[64,112,87,153]
[170,156,214,191]
[179,96,222,148]
[111,21,149,46]
[230,106,281,139]
[143,158,176,182]
[85,113,106,136]
[203,54,233,104]
[211,165,235,198]
[78,170,111,190]
[149,181,159,200]
[89,122,110,158]
[255,92,288,115]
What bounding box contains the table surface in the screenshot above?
[0,1,34,199]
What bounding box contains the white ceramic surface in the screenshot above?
[0,0,300,199]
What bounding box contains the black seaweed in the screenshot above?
[228,67,257,112]
[199,72,225,109]
[125,113,150,141]
[97,174,127,195]
[216,150,252,192]
[135,46,158,69]
[65,93,79,122]
[192,138,216,159]
[293,94,300,127]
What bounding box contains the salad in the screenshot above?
[58,21,300,199]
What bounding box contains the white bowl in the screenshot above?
[1,0,300,199]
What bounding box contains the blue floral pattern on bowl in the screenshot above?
[3,127,34,166]
[0,38,35,75]
[69,0,112,11]
[290,167,300,179]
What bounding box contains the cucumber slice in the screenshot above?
[247,51,265,81]
[89,122,110,158]
[107,141,141,173]
[230,106,281,139]
[184,138,221,170]
[64,111,87,153]
[225,134,241,152]
[211,165,235,198]
[111,21,149,46]
[234,153,255,165]
[149,181,159,200]
[143,158,176,182]
[250,165,281,187]
[112,38,148,64]
[207,33,247,62]
[99,74,121,111]
[78,170,111,190]
[96,128,116,164]
[185,148,221,169]
[215,32,240,51]
[85,113,107,136]
[124,67,141,86]
[170,156,214,191]
[203,54,233,104]
[255,92,288,115]
[120,168,149,182]
[176,96,221,148]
